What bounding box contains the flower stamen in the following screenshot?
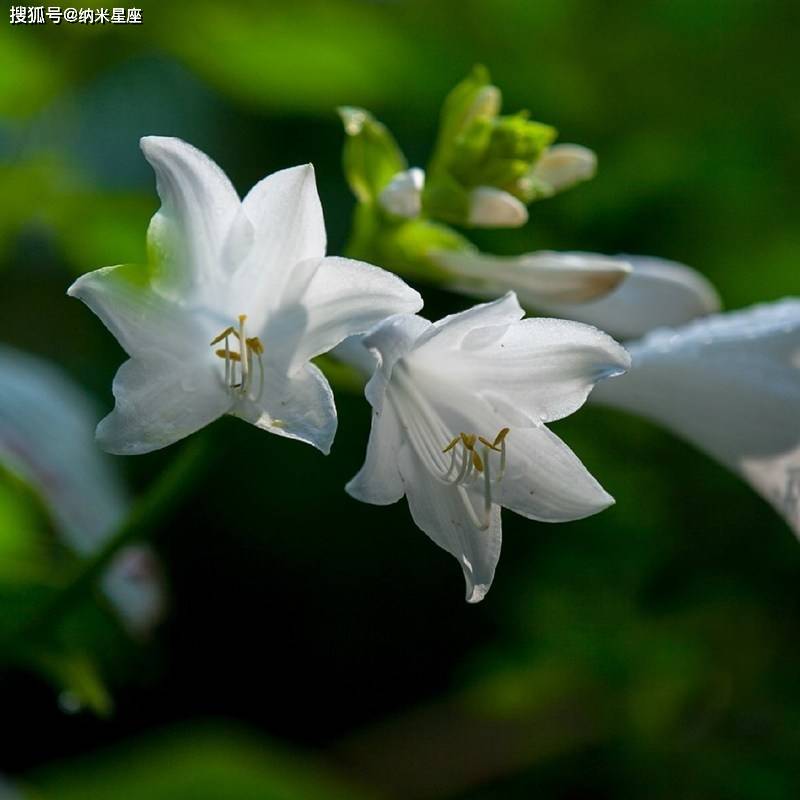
[211,315,265,401]
[440,427,510,530]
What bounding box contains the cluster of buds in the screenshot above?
[341,66,596,233]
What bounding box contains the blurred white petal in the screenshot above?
[0,346,164,634]
[537,255,721,338]
[592,299,800,535]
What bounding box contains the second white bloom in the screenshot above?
[345,293,631,602]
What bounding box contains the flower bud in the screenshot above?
[378,167,425,218]
[529,143,597,197]
[467,187,528,227]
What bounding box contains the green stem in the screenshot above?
[10,435,212,645]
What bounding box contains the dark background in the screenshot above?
[1,1,799,797]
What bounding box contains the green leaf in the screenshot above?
[338,106,407,204]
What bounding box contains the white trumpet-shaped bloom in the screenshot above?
[68,137,422,455]
[0,346,162,635]
[345,293,631,602]
[434,251,720,339]
[592,299,800,535]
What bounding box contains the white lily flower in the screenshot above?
[591,299,800,535]
[434,251,720,339]
[467,186,529,228]
[0,346,162,635]
[68,137,422,455]
[345,293,631,602]
[378,167,425,218]
[529,143,597,196]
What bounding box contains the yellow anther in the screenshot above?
[210,315,265,400]
[438,426,511,531]
[246,336,264,355]
[210,326,235,346]
[494,427,510,447]
[442,435,461,454]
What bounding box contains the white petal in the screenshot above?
[283,256,424,371]
[330,334,380,378]
[67,263,200,358]
[346,399,404,505]
[362,314,432,411]
[378,168,424,218]
[592,299,800,535]
[536,255,721,338]
[443,317,631,425]
[97,355,231,455]
[434,250,630,305]
[468,187,529,228]
[240,164,326,305]
[234,361,337,454]
[140,136,242,297]
[0,347,163,634]
[415,292,525,355]
[398,443,502,603]
[501,424,615,521]
[0,346,128,551]
[532,144,597,194]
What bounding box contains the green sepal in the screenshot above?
[338,106,407,204]
[422,170,471,227]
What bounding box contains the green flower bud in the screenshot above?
[430,64,501,174]
[424,67,563,227]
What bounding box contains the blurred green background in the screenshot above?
[1,0,799,797]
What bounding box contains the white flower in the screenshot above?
[0,346,162,635]
[68,137,422,455]
[591,299,800,535]
[434,251,720,338]
[378,167,425,218]
[529,143,597,196]
[345,293,630,602]
[467,186,529,228]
